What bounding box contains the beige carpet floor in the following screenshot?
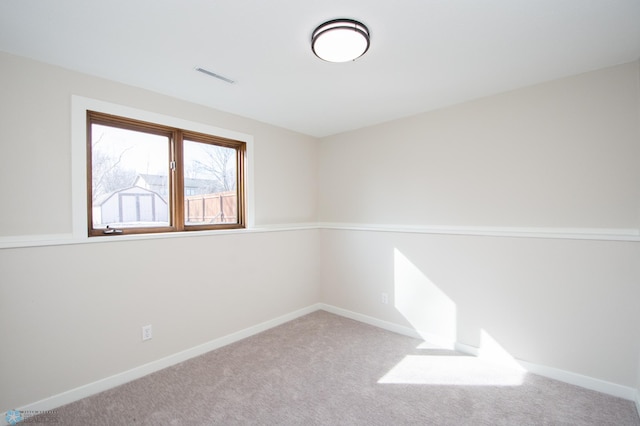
[37,310,640,425]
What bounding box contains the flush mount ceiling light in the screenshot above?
[311,19,370,63]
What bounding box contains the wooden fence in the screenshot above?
[184,191,237,224]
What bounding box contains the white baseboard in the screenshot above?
[515,359,636,401]
[320,304,637,401]
[318,303,456,349]
[2,303,322,426]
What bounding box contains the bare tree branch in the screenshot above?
[92,141,135,202]
[191,145,235,192]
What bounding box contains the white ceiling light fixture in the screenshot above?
[311,19,370,63]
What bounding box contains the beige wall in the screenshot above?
[319,61,640,388]
[319,62,640,228]
[0,52,320,410]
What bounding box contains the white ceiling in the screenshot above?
[1,1,639,137]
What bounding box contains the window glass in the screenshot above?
[183,140,237,226]
[90,124,170,229]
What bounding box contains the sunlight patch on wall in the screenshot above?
[378,354,525,386]
[394,248,456,347]
[478,329,526,371]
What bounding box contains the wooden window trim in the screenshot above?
[87,111,246,237]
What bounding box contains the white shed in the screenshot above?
[93,186,168,226]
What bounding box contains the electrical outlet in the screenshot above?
[142,324,152,341]
[381,292,389,305]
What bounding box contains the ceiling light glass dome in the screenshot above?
[311,19,370,63]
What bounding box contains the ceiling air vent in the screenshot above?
[194,67,236,84]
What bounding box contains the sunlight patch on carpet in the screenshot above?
[378,355,525,386]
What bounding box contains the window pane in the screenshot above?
[183,140,237,225]
[91,124,170,229]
